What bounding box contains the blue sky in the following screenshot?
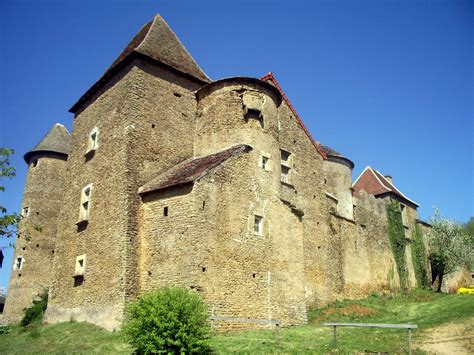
[0,0,472,290]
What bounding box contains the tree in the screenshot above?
[428,209,473,291]
[0,148,20,255]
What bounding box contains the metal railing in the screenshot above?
[323,322,418,354]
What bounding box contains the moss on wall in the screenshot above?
[411,223,429,289]
[386,201,408,292]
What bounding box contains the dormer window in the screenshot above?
[86,128,99,155]
[79,184,93,222]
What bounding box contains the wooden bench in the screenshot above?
[323,322,418,353]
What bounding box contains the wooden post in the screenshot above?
[333,325,337,348]
[408,328,412,354]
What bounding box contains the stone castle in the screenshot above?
[2,14,434,330]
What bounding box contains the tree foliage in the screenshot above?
[0,148,20,240]
[428,209,473,291]
[123,287,211,354]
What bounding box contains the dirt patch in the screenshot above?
[416,317,474,354]
[315,304,377,321]
[414,293,435,303]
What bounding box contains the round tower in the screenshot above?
[321,145,354,220]
[3,123,70,323]
[195,77,282,156]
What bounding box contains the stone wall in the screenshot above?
[3,154,67,323]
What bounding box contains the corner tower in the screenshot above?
[45,14,209,329]
[3,124,70,323]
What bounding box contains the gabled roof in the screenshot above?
[70,13,210,113]
[352,166,419,207]
[260,72,327,160]
[139,144,252,195]
[24,124,71,163]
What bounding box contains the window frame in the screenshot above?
[78,184,93,222]
[85,127,99,156]
[75,254,86,276]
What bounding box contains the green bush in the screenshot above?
[123,287,211,354]
[20,289,48,327]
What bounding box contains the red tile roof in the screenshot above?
[260,72,327,160]
[139,144,251,194]
[352,166,419,207]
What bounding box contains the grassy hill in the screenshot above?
[1,290,473,354]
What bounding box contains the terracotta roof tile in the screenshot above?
[139,144,252,194]
[352,166,419,207]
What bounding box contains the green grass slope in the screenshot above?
[0,290,472,354]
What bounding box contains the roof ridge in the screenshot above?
[260,72,327,160]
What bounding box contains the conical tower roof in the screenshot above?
[70,14,211,113]
[24,124,71,163]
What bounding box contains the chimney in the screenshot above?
[384,175,393,184]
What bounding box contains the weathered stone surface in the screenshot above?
[4,13,455,331]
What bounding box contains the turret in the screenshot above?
[321,145,354,220]
[195,77,282,156]
[2,124,70,322]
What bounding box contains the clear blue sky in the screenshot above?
[1,0,472,290]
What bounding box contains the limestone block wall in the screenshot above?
[139,148,307,329]
[323,160,354,220]
[3,154,67,323]
[45,63,141,329]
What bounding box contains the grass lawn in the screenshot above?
[0,290,472,354]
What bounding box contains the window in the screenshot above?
[79,184,93,222]
[261,156,269,170]
[254,215,263,235]
[163,206,168,217]
[13,256,23,271]
[21,206,30,217]
[86,128,99,154]
[281,166,290,183]
[280,149,292,184]
[75,255,86,276]
[32,159,38,167]
[244,108,264,128]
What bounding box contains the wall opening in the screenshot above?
[163,206,169,216]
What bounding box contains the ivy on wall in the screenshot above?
[411,223,429,289]
[386,201,409,292]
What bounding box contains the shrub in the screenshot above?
[20,289,48,327]
[0,325,12,334]
[123,287,211,354]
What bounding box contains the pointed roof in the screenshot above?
[352,166,419,207]
[139,144,252,195]
[24,124,71,163]
[70,14,210,113]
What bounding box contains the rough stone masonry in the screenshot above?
[4,13,466,330]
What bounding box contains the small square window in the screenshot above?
[281,166,290,184]
[254,215,263,235]
[86,128,99,155]
[13,256,23,271]
[79,184,93,222]
[21,206,30,217]
[75,255,86,276]
[280,150,291,165]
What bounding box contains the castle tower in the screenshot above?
[45,14,210,329]
[3,124,70,322]
[320,145,354,220]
